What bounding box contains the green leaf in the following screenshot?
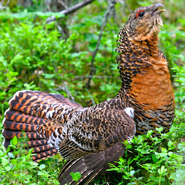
[0,149,3,156]
[39,164,45,170]
[8,152,14,158]
[2,157,9,165]
[5,166,11,171]
[151,154,156,162]
[130,170,135,176]
[70,172,81,182]
[42,73,55,79]
[126,144,132,149]
[158,165,166,175]
[156,127,163,133]
[168,141,173,147]
[5,71,19,78]
[10,54,23,64]
[12,136,18,145]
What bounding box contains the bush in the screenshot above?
[0,0,185,184]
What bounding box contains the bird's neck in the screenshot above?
[115,32,175,121]
[116,32,165,95]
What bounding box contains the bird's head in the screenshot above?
[121,3,165,41]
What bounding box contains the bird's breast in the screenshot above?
[130,64,175,111]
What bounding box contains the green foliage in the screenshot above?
[0,132,60,185]
[107,124,185,185]
[70,172,82,183]
[0,0,185,184]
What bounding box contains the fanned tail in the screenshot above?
[2,90,82,162]
[58,142,125,185]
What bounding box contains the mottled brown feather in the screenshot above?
[2,3,175,185]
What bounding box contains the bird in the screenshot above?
[2,3,175,185]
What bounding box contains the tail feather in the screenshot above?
[2,129,41,140]
[58,142,126,185]
[5,109,47,125]
[12,90,82,108]
[31,144,51,153]
[3,119,37,132]
[3,139,11,148]
[27,139,49,147]
[2,90,82,162]
[32,148,58,162]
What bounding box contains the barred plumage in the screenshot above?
[2,3,175,185]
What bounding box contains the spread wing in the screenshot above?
[47,107,136,160]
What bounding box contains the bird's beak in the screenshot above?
[152,3,165,16]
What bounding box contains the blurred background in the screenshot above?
[0,0,185,184]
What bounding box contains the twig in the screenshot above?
[46,0,95,24]
[56,22,66,36]
[0,0,10,10]
[54,83,75,101]
[63,82,74,101]
[86,89,95,105]
[86,0,116,89]
[58,0,69,9]
[75,75,112,79]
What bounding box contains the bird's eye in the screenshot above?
[136,10,145,18]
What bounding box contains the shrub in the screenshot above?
[0,0,185,184]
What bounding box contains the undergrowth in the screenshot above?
[0,0,185,184]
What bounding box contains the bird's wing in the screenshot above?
[36,101,136,160]
[58,142,126,185]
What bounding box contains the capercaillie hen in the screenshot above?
[2,3,175,185]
